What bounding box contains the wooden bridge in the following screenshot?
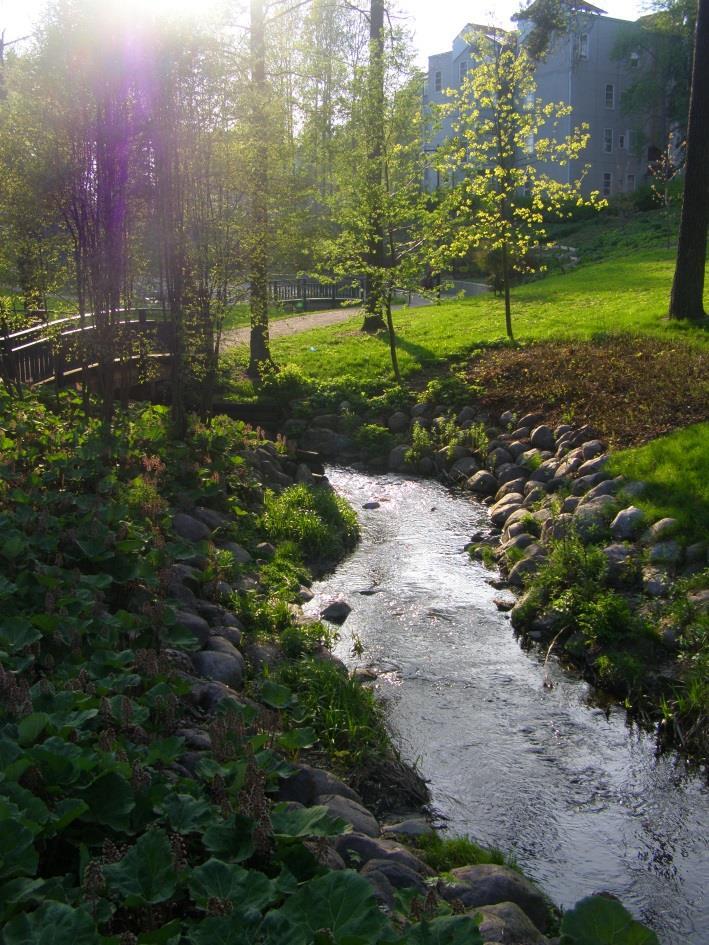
[268,276,365,311]
[0,308,169,388]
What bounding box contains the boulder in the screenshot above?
[457,405,478,424]
[581,439,604,460]
[530,425,556,451]
[210,625,242,648]
[495,478,527,501]
[499,410,516,427]
[381,818,432,838]
[519,448,542,469]
[278,764,362,806]
[388,411,410,434]
[192,649,245,690]
[573,494,617,541]
[562,496,580,514]
[173,512,211,542]
[508,556,544,588]
[496,463,528,486]
[576,453,608,478]
[193,506,228,530]
[602,544,638,588]
[582,477,624,503]
[648,540,682,565]
[389,444,410,471]
[523,486,547,507]
[519,412,544,429]
[218,541,252,564]
[450,456,480,480]
[490,496,524,527]
[321,600,352,624]
[302,428,349,457]
[648,517,679,541]
[411,402,432,418]
[243,641,285,673]
[467,470,499,496]
[335,833,433,875]
[296,463,314,484]
[572,471,609,496]
[360,858,427,892]
[445,864,552,932]
[477,901,549,944]
[315,794,380,837]
[173,610,211,646]
[643,566,671,598]
[191,680,247,713]
[507,440,530,460]
[541,514,574,542]
[487,446,513,468]
[611,506,645,540]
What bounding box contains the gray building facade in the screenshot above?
[424,10,664,197]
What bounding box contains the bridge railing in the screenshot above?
[1,308,165,387]
[267,277,365,308]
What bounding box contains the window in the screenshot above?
[434,71,442,93]
[603,128,613,153]
[630,51,639,68]
[602,172,612,196]
[459,60,468,83]
[579,33,589,59]
[525,133,535,155]
[605,83,615,108]
[618,132,625,150]
[524,92,535,110]
[626,173,636,191]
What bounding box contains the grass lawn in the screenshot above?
[608,423,709,544]
[267,248,708,386]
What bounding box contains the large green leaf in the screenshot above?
[203,814,255,861]
[277,727,317,752]
[270,803,348,839]
[259,680,295,710]
[157,794,214,834]
[103,830,178,905]
[560,896,660,945]
[3,902,99,945]
[79,772,135,831]
[188,858,276,912]
[401,916,483,945]
[188,916,255,945]
[261,870,392,945]
[18,713,51,747]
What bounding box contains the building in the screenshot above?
[423,5,666,197]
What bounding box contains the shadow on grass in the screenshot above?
[371,329,440,371]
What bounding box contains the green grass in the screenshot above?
[412,833,512,872]
[265,249,708,387]
[222,301,296,330]
[608,423,709,545]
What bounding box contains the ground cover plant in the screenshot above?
[0,385,494,944]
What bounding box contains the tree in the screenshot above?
[669,0,708,320]
[436,30,602,341]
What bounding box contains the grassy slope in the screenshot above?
[608,423,709,542]
[270,249,708,385]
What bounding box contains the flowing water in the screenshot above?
[303,468,709,945]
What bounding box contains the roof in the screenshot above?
[514,0,607,21]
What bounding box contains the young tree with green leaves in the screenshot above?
[437,31,602,341]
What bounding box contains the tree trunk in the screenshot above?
[248,0,275,375]
[362,0,387,333]
[501,242,514,341]
[669,0,709,320]
[384,294,401,383]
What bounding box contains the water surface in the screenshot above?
[304,468,709,945]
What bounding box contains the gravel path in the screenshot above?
[220,293,439,350]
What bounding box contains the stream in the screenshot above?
[303,468,709,945]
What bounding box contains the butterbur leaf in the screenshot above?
[49,798,90,834]
[261,870,391,945]
[0,616,42,652]
[259,680,294,709]
[79,772,135,830]
[103,829,177,905]
[3,902,100,945]
[402,916,484,944]
[560,896,659,945]
[18,712,51,747]
[203,813,255,861]
[270,803,347,839]
[188,858,276,912]
[137,920,182,945]
[277,727,317,752]
[158,794,213,834]
[0,819,38,880]
[188,916,255,945]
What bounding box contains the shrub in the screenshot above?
[405,423,434,465]
[354,423,394,458]
[261,483,359,562]
[577,591,645,646]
